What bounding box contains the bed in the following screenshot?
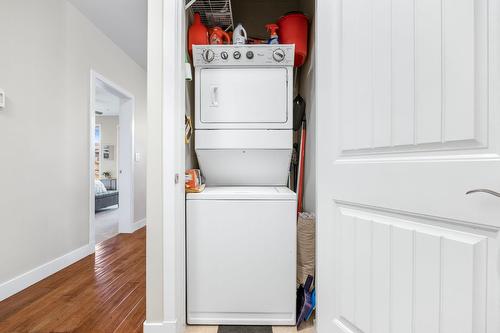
[95,180,119,211]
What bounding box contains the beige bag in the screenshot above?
[297,212,316,286]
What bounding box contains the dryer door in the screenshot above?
[198,68,290,128]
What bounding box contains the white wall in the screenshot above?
[96,116,119,178]
[299,0,316,213]
[65,1,147,223]
[231,0,300,39]
[0,0,146,294]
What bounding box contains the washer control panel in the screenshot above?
[193,44,295,67]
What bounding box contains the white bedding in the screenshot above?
[95,179,107,194]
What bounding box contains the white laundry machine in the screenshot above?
[192,44,295,186]
[186,187,296,325]
[187,45,296,326]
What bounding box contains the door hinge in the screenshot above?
[174,173,180,184]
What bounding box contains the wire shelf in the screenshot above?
[186,0,234,31]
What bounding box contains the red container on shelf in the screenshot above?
[277,12,309,67]
[188,13,209,57]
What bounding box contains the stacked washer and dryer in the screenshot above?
[187,44,297,326]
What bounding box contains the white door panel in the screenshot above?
[339,0,487,153]
[334,206,489,333]
[317,0,500,332]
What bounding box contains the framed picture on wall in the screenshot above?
[102,144,115,160]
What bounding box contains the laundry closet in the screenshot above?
[183,0,316,328]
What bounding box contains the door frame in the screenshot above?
[89,70,136,248]
[315,0,337,331]
[144,0,186,332]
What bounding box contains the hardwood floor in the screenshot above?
[0,228,146,333]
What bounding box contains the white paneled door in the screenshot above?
[316,0,500,332]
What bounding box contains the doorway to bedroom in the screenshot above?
[90,71,135,246]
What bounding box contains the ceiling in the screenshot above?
[68,0,147,69]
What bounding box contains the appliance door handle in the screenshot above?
[466,189,500,198]
[210,86,219,107]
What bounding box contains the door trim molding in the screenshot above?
[143,320,178,333]
[333,318,360,333]
[315,0,341,331]
[89,69,136,250]
[144,0,186,332]
[336,200,500,234]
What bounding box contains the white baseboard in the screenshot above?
[121,218,147,234]
[0,243,93,302]
[132,218,146,232]
[143,320,180,333]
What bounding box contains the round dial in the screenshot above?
[233,51,241,59]
[246,51,254,59]
[202,49,215,62]
[272,49,286,62]
[220,51,229,60]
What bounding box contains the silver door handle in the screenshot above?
[466,189,500,198]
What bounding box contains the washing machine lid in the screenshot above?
[186,186,296,200]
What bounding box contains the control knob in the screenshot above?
[272,49,286,62]
[220,51,229,60]
[233,51,241,59]
[202,49,215,62]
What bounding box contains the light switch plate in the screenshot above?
[135,152,141,162]
[0,89,5,108]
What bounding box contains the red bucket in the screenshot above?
[278,12,309,67]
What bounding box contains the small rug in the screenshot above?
[217,326,273,333]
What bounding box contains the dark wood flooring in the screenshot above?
[0,228,146,333]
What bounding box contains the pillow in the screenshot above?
[95,179,107,194]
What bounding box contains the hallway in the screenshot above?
[0,228,146,333]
